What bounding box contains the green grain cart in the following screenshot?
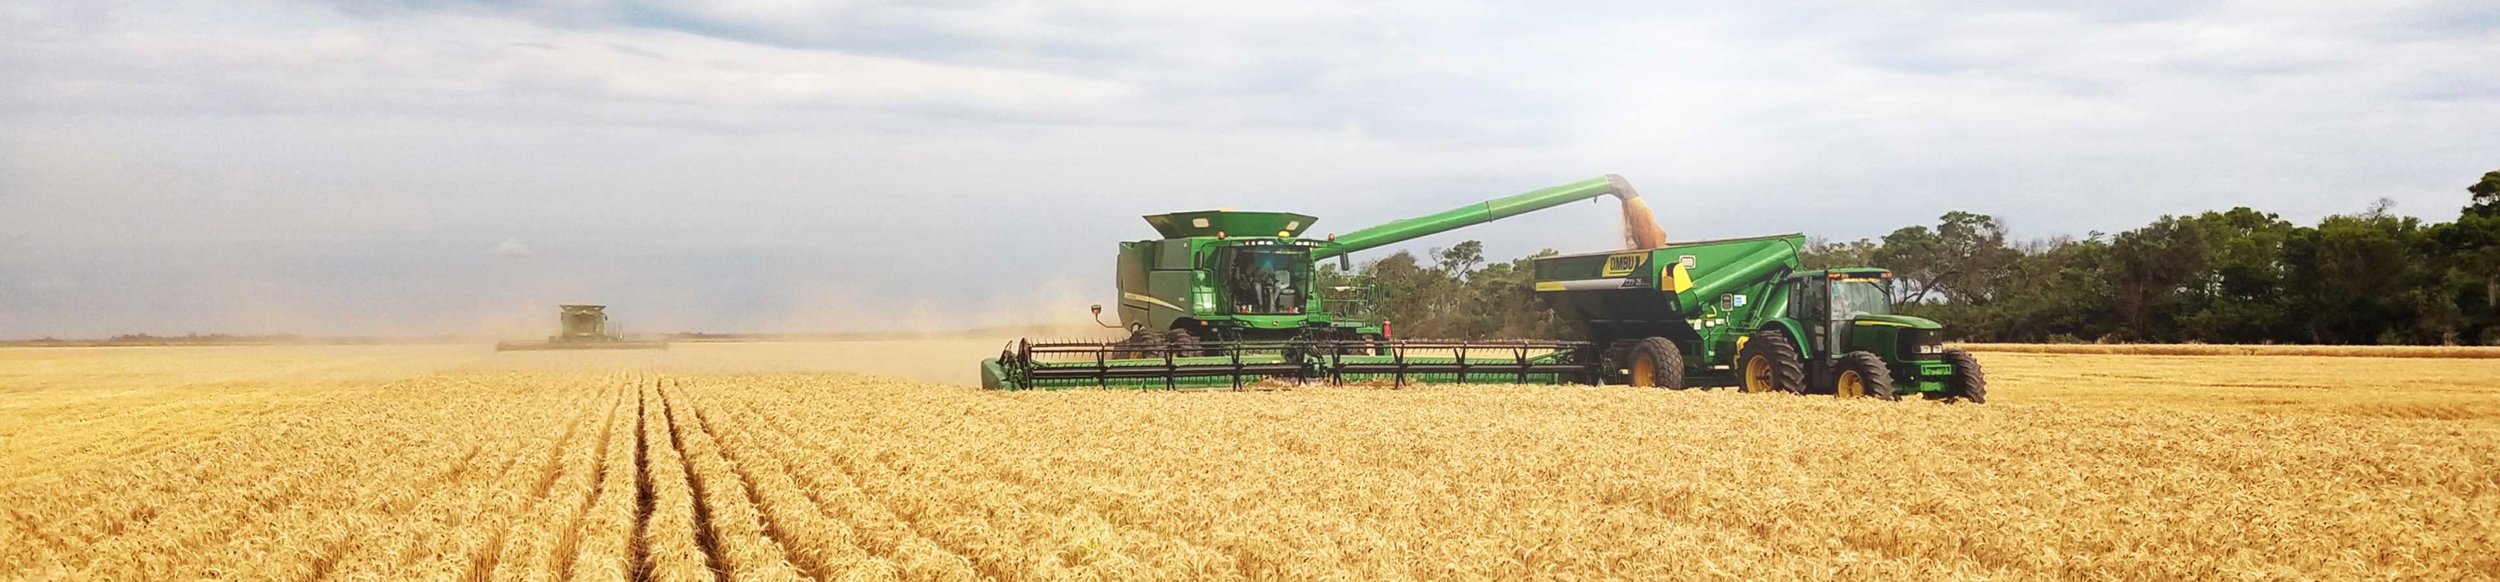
[1532,234,1986,401]
[983,175,1645,389]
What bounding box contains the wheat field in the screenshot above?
[3,343,2496,580]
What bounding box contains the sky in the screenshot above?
[2,0,2496,338]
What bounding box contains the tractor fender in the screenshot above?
[1749,319,1814,361]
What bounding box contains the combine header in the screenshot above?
[983,176,1646,389]
[496,305,668,351]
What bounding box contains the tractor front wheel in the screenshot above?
[1942,349,1987,403]
[1626,337,1686,389]
[1830,351,1897,400]
[1737,331,1806,393]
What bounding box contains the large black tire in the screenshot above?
[1625,337,1686,389]
[1830,351,1898,401]
[1116,329,1164,359]
[1943,349,1987,404]
[1166,328,1205,357]
[1736,331,1807,393]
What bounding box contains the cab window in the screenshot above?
[1830,280,1892,319]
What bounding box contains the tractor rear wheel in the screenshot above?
[1942,349,1987,403]
[1830,351,1897,400]
[1166,329,1205,357]
[1737,331,1806,393]
[1626,337,1686,389]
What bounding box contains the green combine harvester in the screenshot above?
[1532,234,1986,401]
[983,176,1645,389]
[496,304,668,351]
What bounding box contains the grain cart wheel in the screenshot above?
[1830,351,1897,401]
[1626,337,1686,389]
[1942,349,1987,404]
[1736,331,1806,393]
[1166,329,1205,357]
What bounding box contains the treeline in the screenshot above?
[1348,170,2500,345]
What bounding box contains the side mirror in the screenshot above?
[1338,254,1352,271]
[1089,304,1103,315]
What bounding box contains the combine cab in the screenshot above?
[496,305,668,351]
[1533,234,1986,402]
[983,176,1650,389]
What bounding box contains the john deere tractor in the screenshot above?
[1532,234,1986,402]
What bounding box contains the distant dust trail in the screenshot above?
[1621,196,1669,249]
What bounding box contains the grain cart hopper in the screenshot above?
[982,175,1647,390]
[495,304,669,351]
[1532,234,1986,401]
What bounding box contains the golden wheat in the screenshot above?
[2,343,2495,579]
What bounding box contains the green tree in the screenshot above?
[1873,212,2017,305]
[2175,208,2295,342]
[2468,170,2500,218]
[2282,201,2451,344]
[1800,237,1879,270]
[2107,216,2210,341]
[2433,170,2500,343]
[1351,168,2500,346]
[1437,241,1485,278]
[1458,250,1565,338]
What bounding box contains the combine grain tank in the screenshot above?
[496,305,668,351]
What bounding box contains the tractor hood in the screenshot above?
[1851,314,1943,330]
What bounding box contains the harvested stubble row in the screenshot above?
[1,345,2497,580]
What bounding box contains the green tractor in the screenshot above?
[1532,234,1986,402]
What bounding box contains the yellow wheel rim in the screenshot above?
[1743,357,1771,393]
[1837,370,1865,398]
[1631,358,1656,387]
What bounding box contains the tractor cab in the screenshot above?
[1779,269,1952,390]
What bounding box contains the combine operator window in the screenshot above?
[1223,247,1310,315]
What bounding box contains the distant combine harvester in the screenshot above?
[496,305,667,351]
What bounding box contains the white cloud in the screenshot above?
[493,237,533,257]
[0,0,2495,337]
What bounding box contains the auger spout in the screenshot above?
[1314,174,1641,260]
